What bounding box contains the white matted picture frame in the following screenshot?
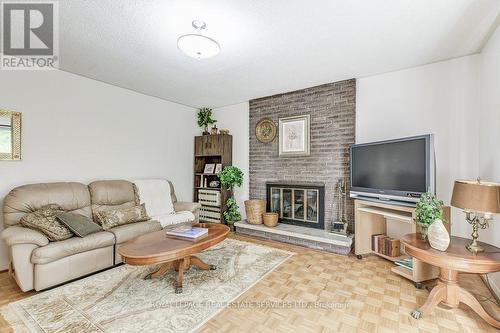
[279,114,310,157]
[214,163,223,174]
[203,163,215,174]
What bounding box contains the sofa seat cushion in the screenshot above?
[31,231,115,264]
[154,212,195,228]
[108,220,162,245]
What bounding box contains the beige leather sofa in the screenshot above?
[1,179,200,292]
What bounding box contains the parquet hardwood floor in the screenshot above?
[0,233,498,332]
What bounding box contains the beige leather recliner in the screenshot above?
[1,179,200,292]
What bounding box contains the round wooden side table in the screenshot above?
[401,233,500,329]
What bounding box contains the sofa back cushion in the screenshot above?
[3,182,92,227]
[88,180,137,223]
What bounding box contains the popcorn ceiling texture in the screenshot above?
[249,79,356,232]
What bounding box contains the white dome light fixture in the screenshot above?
[177,20,220,59]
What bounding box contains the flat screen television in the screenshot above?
[349,134,435,204]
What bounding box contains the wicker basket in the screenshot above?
[263,213,279,227]
[244,199,266,225]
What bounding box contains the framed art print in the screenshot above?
[214,163,223,174]
[279,114,310,157]
[203,163,215,174]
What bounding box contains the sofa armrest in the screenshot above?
[173,201,201,213]
[1,226,49,247]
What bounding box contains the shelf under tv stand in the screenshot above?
[354,199,450,287]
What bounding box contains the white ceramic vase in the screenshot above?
[427,219,450,251]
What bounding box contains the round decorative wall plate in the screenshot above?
[255,118,277,143]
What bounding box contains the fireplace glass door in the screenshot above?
[270,188,281,216]
[269,186,320,226]
[294,189,305,219]
[307,190,319,222]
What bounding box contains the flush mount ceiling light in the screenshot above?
[177,20,220,59]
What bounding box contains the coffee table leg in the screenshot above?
[144,262,173,280]
[190,255,217,270]
[175,257,189,294]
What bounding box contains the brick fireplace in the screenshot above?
[249,79,356,233]
[237,79,356,255]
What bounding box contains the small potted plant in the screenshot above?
[415,191,444,241]
[197,107,217,135]
[219,166,244,230]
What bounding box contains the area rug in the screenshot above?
[1,238,293,333]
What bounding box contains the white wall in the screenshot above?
[0,70,197,270]
[356,55,481,240]
[212,103,250,219]
[479,26,500,297]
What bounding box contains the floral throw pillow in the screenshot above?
[95,204,150,230]
[20,204,74,241]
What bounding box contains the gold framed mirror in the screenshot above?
[0,109,22,160]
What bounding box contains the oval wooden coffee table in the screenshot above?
[401,233,500,329]
[119,223,230,293]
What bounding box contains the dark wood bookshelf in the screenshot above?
[194,134,232,224]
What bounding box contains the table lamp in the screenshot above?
[451,179,500,253]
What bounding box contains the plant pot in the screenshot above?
[202,131,210,135]
[263,213,278,227]
[244,199,266,225]
[419,225,429,241]
[226,221,235,232]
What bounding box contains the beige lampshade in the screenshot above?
[451,180,500,214]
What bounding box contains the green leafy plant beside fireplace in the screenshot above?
[223,198,241,223]
[219,166,244,227]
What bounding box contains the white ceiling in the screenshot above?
[59,0,500,108]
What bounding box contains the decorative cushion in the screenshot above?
[95,204,150,230]
[56,212,103,237]
[19,204,73,241]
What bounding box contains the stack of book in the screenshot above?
[166,226,208,240]
[395,258,413,270]
[371,234,401,257]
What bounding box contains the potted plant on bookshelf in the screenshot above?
[197,107,217,135]
[415,191,445,241]
[219,166,244,230]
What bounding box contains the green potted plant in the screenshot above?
[219,166,244,230]
[223,198,241,230]
[415,191,444,240]
[197,107,217,135]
